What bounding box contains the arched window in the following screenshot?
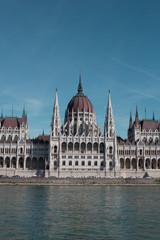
[109,146,112,154]
[68,142,73,152]
[1,135,5,141]
[82,161,85,166]
[120,158,124,169]
[100,143,104,153]
[8,135,12,141]
[14,135,18,141]
[81,142,86,153]
[54,161,57,166]
[20,148,23,154]
[0,157,3,168]
[87,142,92,152]
[132,158,136,169]
[145,159,150,169]
[152,159,156,169]
[74,142,79,152]
[94,161,97,166]
[75,161,78,166]
[93,143,98,153]
[139,159,143,169]
[19,157,24,168]
[69,161,72,166]
[155,137,159,144]
[5,157,10,168]
[109,161,112,168]
[143,137,146,143]
[54,146,57,153]
[62,161,66,166]
[88,161,91,166]
[126,158,130,169]
[101,161,104,167]
[62,142,67,152]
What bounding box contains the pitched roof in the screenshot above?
[3,118,19,128]
[36,135,50,142]
[140,120,159,131]
[0,115,27,129]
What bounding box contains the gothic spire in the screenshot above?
[22,105,27,123]
[153,111,155,121]
[23,105,25,115]
[1,108,3,118]
[51,89,61,136]
[104,90,115,137]
[107,89,111,108]
[129,111,132,129]
[135,105,139,125]
[78,74,83,93]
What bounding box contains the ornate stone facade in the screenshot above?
[0,76,160,178]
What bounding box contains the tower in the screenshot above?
[51,89,61,136]
[134,106,141,141]
[49,89,61,175]
[20,106,29,140]
[104,90,119,174]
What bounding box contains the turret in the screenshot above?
[104,90,119,173]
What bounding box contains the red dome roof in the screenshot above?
[67,76,93,113]
[67,94,93,113]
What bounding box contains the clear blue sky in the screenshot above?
[0,0,160,138]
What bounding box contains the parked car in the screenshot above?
[13,175,21,178]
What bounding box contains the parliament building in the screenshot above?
[0,76,160,178]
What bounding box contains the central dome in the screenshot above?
[67,76,93,113]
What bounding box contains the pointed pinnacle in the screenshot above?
[23,104,25,115]
[108,90,111,108]
[1,108,3,118]
[54,89,58,107]
[136,105,138,117]
[78,74,83,93]
[153,111,155,121]
[130,111,132,121]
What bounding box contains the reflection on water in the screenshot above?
[0,186,160,239]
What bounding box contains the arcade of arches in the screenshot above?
[61,142,104,154]
[120,158,160,170]
[0,156,46,169]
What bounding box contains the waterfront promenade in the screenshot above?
[0,177,160,185]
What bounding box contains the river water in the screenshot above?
[0,185,160,239]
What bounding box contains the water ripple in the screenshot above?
[0,186,160,239]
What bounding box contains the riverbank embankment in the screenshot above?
[0,177,160,185]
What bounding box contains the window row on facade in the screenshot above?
[54,160,105,167]
[1,135,19,141]
[60,142,105,153]
[0,147,48,154]
[61,155,104,159]
[118,149,160,156]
